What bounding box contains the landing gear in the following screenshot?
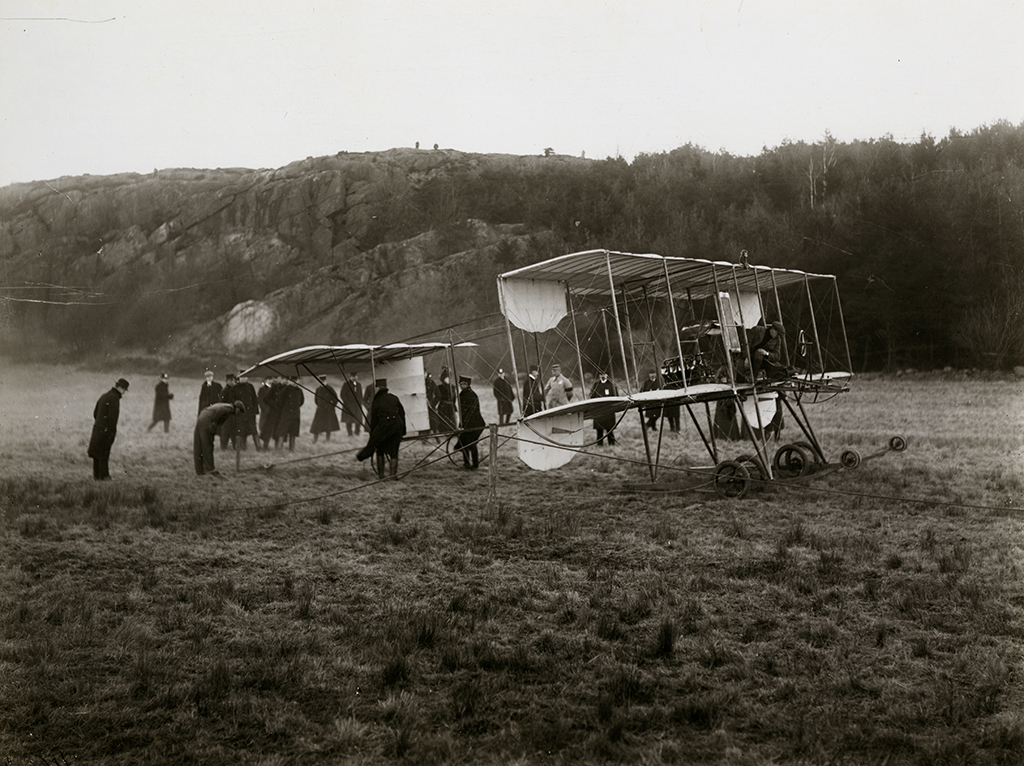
[714,460,751,499]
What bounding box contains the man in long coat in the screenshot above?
[356,379,406,478]
[89,378,129,480]
[194,401,245,476]
[640,370,661,431]
[311,375,340,442]
[219,373,240,450]
[198,370,222,414]
[275,376,305,451]
[589,371,618,446]
[457,376,486,469]
[492,368,515,425]
[235,373,260,450]
[436,370,457,431]
[340,373,364,436]
[258,376,278,447]
[147,373,173,432]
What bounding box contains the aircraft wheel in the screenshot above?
[888,435,908,452]
[773,443,811,479]
[445,434,463,466]
[840,449,862,469]
[714,460,751,499]
[793,441,823,465]
[735,453,766,482]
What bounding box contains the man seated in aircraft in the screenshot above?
[544,364,574,409]
[745,321,786,380]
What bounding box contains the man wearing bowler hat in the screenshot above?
[89,378,129,480]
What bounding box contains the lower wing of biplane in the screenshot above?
[516,384,741,470]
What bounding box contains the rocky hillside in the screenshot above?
[0,149,574,368]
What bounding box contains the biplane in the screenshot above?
[497,249,905,497]
[239,341,477,462]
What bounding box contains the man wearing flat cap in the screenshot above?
[356,379,406,478]
[89,378,129,480]
[194,400,245,476]
[457,376,486,469]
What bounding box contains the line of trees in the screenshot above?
[369,122,1024,370]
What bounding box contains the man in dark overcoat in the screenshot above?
[219,373,240,450]
[640,370,661,431]
[275,376,305,451]
[457,376,486,469]
[356,379,406,478]
[147,373,173,432]
[436,370,457,431]
[492,368,515,425]
[198,370,222,414]
[340,373,364,436]
[311,375,340,443]
[194,401,245,475]
[589,371,618,446]
[523,365,544,416]
[89,378,129,480]
[236,373,260,450]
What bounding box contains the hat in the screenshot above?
[160,373,168,380]
[459,376,471,385]
[233,400,245,413]
[529,365,539,373]
[116,378,130,390]
[375,378,387,388]
[226,373,236,381]
[204,370,213,377]
[771,321,785,334]
[498,368,504,374]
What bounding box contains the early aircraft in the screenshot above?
[496,249,905,497]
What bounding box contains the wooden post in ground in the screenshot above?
[235,423,241,473]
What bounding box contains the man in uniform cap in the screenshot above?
[194,400,245,476]
[356,379,406,478]
[457,376,486,469]
[89,378,129,479]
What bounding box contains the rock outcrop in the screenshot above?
[0,148,578,365]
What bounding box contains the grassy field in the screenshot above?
[1,362,1023,765]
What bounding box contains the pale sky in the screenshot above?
[1,0,1021,187]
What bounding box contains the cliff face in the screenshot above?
[0,149,573,365]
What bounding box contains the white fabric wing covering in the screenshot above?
[500,278,567,333]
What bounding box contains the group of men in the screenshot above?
[88,321,789,480]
